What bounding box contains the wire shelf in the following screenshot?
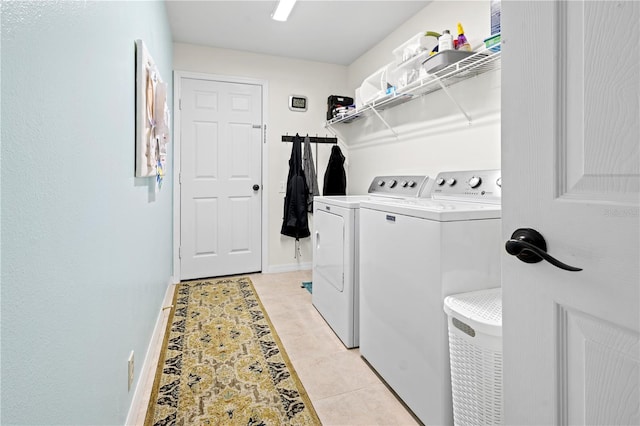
[326,46,501,127]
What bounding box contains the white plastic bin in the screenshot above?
[443,287,503,425]
[359,62,394,104]
[390,32,438,89]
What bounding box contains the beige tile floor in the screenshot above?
[131,270,420,426]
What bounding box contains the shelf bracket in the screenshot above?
[325,124,338,139]
[370,107,399,138]
[436,79,472,124]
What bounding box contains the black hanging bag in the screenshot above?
[281,134,311,239]
[323,145,347,196]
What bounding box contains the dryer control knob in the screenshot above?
[377,180,385,187]
[469,176,482,188]
[436,178,445,186]
[496,177,502,188]
[447,178,457,186]
[400,180,408,187]
[388,179,397,188]
[407,180,417,187]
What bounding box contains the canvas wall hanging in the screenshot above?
[135,39,170,191]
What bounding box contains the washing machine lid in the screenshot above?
[314,175,431,209]
[314,195,371,209]
[360,197,501,221]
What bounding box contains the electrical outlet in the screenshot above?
[128,351,134,391]
[279,181,286,193]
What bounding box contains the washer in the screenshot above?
[358,169,502,425]
[312,175,431,349]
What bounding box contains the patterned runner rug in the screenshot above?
[145,276,321,425]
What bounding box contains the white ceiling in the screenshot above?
[165,0,431,66]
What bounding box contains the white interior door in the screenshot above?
[180,77,262,280]
[502,1,639,424]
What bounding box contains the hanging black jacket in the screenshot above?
[323,145,347,195]
[281,134,311,239]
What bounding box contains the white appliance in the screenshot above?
[358,170,502,425]
[312,175,431,349]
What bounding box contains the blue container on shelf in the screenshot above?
[484,33,501,52]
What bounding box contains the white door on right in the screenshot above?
[502,1,639,424]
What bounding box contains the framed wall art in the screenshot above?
[135,39,170,190]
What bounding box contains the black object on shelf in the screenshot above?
[327,95,354,121]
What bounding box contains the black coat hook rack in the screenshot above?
[281,135,337,144]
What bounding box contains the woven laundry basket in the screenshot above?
[444,287,503,426]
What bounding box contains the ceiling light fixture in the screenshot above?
[271,0,297,21]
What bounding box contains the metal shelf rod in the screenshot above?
[370,107,399,138]
[436,79,472,123]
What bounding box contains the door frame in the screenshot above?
[172,71,269,282]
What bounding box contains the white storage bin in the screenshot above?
[359,62,394,105]
[392,32,423,64]
[443,288,503,426]
[354,87,363,110]
[391,32,438,89]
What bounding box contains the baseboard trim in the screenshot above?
[125,277,176,426]
[265,262,312,274]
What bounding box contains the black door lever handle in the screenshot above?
[505,228,582,272]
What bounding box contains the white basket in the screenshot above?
[390,32,438,89]
[444,288,503,426]
[359,62,394,105]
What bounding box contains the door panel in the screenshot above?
[230,92,251,111]
[194,198,218,255]
[229,123,252,178]
[502,1,639,424]
[195,90,218,110]
[194,121,218,177]
[559,305,639,425]
[229,196,252,253]
[562,1,639,200]
[181,78,262,279]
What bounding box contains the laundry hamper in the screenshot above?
[443,287,503,425]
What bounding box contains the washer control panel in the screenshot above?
[431,170,501,204]
[367,175,432,198]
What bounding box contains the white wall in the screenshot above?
[342,0,501,193]
[173,44,348,271]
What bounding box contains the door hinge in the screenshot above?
[178,172,181,184]
[178,247,182,259]
[263,124,267,144]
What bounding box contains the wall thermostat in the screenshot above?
[289,95,307,112]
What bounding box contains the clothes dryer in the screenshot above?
[312,175,431,348]
[358,170,502,425]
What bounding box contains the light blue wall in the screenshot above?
[1,1,173,424]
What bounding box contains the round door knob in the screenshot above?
[468,176,482,188]
[253,184,260,191]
